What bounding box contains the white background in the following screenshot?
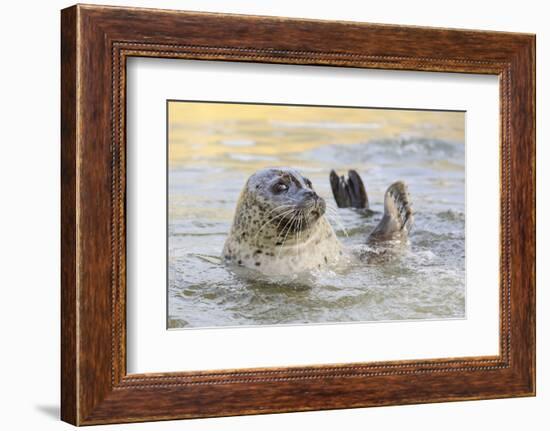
[127,60,499,373]
[0,0,547,430]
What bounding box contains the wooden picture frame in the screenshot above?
[61,4,535,425]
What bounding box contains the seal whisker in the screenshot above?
[253,206,295,244]
[324,205,340,216]
[273,208,298,237]
[276,212,296,240]
[277,213,299,257]
[261,204,294,220]
[295,211,302,259]
[297,210,304,257]
[256,204,294,227]
[257,207,294,229]
[254,210,293,237]
[325,206,341,215]
[324,204,348,237]
[326,213,349,238]
[305,210,311,232]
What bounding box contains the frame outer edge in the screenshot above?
[531,34,536,396]
[61,5,79,426]
[506,35,536,395]
[526,35,536,395]
[523,34,536,395]
[61,4,536,424]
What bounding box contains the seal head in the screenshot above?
[223,167,342,275]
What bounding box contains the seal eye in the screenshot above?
[273,182,289,193]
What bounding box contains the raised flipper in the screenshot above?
[368,181,413,243]
[329,169,369,209]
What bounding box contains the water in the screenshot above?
[168,103,465,329]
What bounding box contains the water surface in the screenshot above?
[168,102,465,329]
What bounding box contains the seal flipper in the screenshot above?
[368,181,413,243]
[329,169,369,209]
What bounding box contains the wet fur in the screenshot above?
[223,168,343,275]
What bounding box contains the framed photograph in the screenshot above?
[61,4,535,425]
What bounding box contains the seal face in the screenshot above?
[223,167,343,275]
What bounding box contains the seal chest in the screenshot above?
[223,167,342,275]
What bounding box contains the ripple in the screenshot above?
[168,134,465,328]
[220,139,256,147]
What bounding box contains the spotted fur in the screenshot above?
[223,168,343,275]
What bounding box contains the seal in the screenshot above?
[223,167,413,275]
